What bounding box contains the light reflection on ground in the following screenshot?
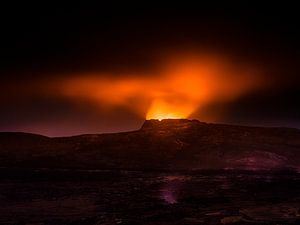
[159,175,190,204]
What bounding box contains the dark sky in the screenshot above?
[1,3,300,136]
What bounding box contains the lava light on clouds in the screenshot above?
[55,54,264,121]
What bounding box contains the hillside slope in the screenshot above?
[0,119,300,171]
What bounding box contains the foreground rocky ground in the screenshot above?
[0,169,299,225]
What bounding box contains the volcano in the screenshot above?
[0,119,300,171]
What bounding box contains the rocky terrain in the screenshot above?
[0,170,300,225]
[1,119,300,171]
[1,119,300,224]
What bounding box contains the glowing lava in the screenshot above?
[146,99,193,120]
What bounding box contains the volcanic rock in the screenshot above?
[0,119,300,171]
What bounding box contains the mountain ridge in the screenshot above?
[2,119,299,138]
[0,119,300,171]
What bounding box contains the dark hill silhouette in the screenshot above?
[1,119,300,171]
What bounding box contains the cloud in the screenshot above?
[50,53,265,121]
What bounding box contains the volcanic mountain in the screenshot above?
[0,119,300,171]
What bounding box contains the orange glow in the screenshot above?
[48,53,264,122]
[146,99,194,120]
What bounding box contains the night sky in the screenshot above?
[1,3,300,136]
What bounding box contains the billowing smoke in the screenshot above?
[55,53,265,121]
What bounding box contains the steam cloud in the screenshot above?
[56,53,265,121]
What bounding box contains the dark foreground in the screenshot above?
[0,169,300,225]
